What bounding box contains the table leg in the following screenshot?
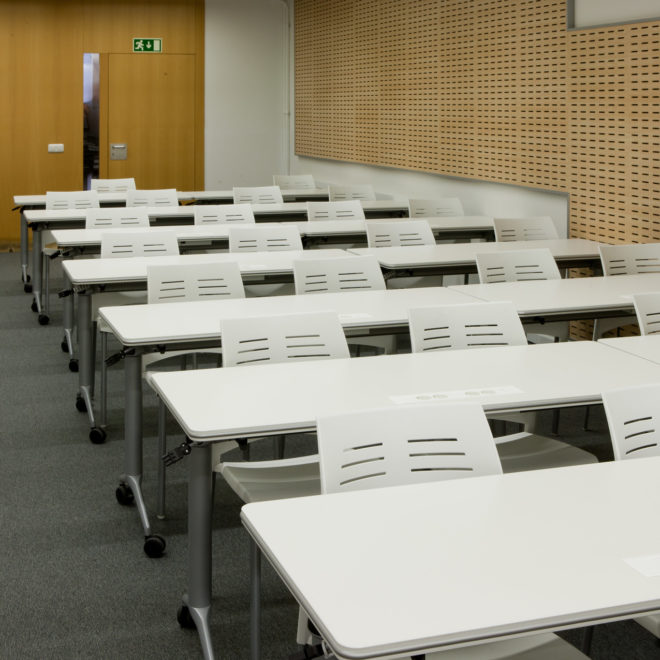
[183,442,214,660]
[250,539,262,660]
[31,226,43,315]
[62,272,77,371]
[20,210,31,290]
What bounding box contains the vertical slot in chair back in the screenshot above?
[85,207,149,228]
[232,186,284,204]
[100,230,179,258]
[125,188,178,207]
[599,243,660,276]
[221,311,350,367]
[273,174,316,190]
[147,262,245,304]
[193,204,255,225]
[46,190,100,210]
[633,292,660,335]
[306,200,365,221]
[328,184,376,201]
[476,248,560,284]
[408,197,464,217]
[294,255,385,294]
[317,403,502,494]
[90,177,136,193]
[409,302,527,353]
[228,225,302,252]
[366,220,435,247]
[493,217,558,242]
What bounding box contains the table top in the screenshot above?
[148,340,660,441]
[62,249,348,286]
[599,335,660,364]
[99,286,475,346]
[450,273,660,316]
[349,239,602,268]
[242,457,660,659]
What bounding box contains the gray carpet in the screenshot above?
[1,249,658,659]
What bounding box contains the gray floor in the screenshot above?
[2,250,659,659]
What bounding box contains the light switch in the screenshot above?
[48,143,64,153]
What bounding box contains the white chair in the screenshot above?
[366,219,435,247]
[273,174,316,190]
[85,207,150,229]
[602,382,660,639]
[193,204,255,225]
[90,177,136,193]
[633,292,660,335]
[408,197,464,217]
[408,301,597,473]
[327,184,375,201]
[228,225,302,252]
[306,200,365,221]
[599,242,660,276]
[475,247,561,284]
[125,188,178,207]
[493,216,558,242]
[232,186,283,204]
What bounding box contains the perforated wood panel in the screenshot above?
[295,0,660,253]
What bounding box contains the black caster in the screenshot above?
[89,427,106,444]
[24,283,32,293]
[115,483,134,506]
[61,338,68,353]
[69,359,79,373]
[75,395,87,413]
[144,534,166,558]
[30,300,38,313]
[38,314,49,326]
[177,605,196,629]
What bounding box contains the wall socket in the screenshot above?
[48,143,64,153]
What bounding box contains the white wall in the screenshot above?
[205,0,289,189]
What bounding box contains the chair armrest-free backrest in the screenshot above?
[294,255,385,294]
[228,225,302,252]
[46,190,100,210]
[85,207,150,228]
[366,220,435,247]
[327,184,376,201]
[317,402,502,494]
[125,188,179,207]
[599,243,660,276]
[408,301,527,353]
[193,204,255,225]
[493,217,559,242]
[90,178,137,193]
[632,292,660,335]
[147,261,245,303]
[232,186,284,204]
[476,248,561,283]
[408,197,464,217]
[220,311,350,366]
[100,230,179,258]
[273,174,316,190]
[306,200,365,221]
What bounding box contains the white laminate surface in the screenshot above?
[599,335,660,364]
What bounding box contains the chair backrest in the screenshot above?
[493,217,558,242]
[408,197,464,217]
[317,402,502,494]
[273,174,316,190]
[306,200,365,221]
[228,225,302,252]
[232,186,283,204]
[408,301,527,353]
[85,207,149,229]
[632,292,660,335]
[221,311,350,367]
[193,204,255,225]
[90,178,136,193]
[602,384,660,461]
[327,184,376,202]
[100,230,179,258]
[599,243,660,276]
[46,190,100,210]
[294,255,385,294]
[147,262,245,304]
[476,248,560,284]
[366,220,435,247]
[125,188,179,207]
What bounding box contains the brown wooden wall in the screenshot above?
[0,0,204,247]
[295,0,660,248]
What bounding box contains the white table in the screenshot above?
[599,335,660,364]
[349,238,603,278]
[243,457,660,660]
[148,340,660,660]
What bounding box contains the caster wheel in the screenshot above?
[38,314,49,326]
[31,300,38,313]
[89,427,106,444]
[177,605,196,630]
[69,359,79,373]
[115,483,134,506]
[144,534,166,558]
[75,395,87,413]
[24,283,33,293]
[61,338,68,353]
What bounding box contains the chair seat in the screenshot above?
[496,432,597,473]
[217,454,321,503]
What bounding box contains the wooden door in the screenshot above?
[102,53,196,190]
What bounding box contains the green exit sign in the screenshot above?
[132,38,162,53]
